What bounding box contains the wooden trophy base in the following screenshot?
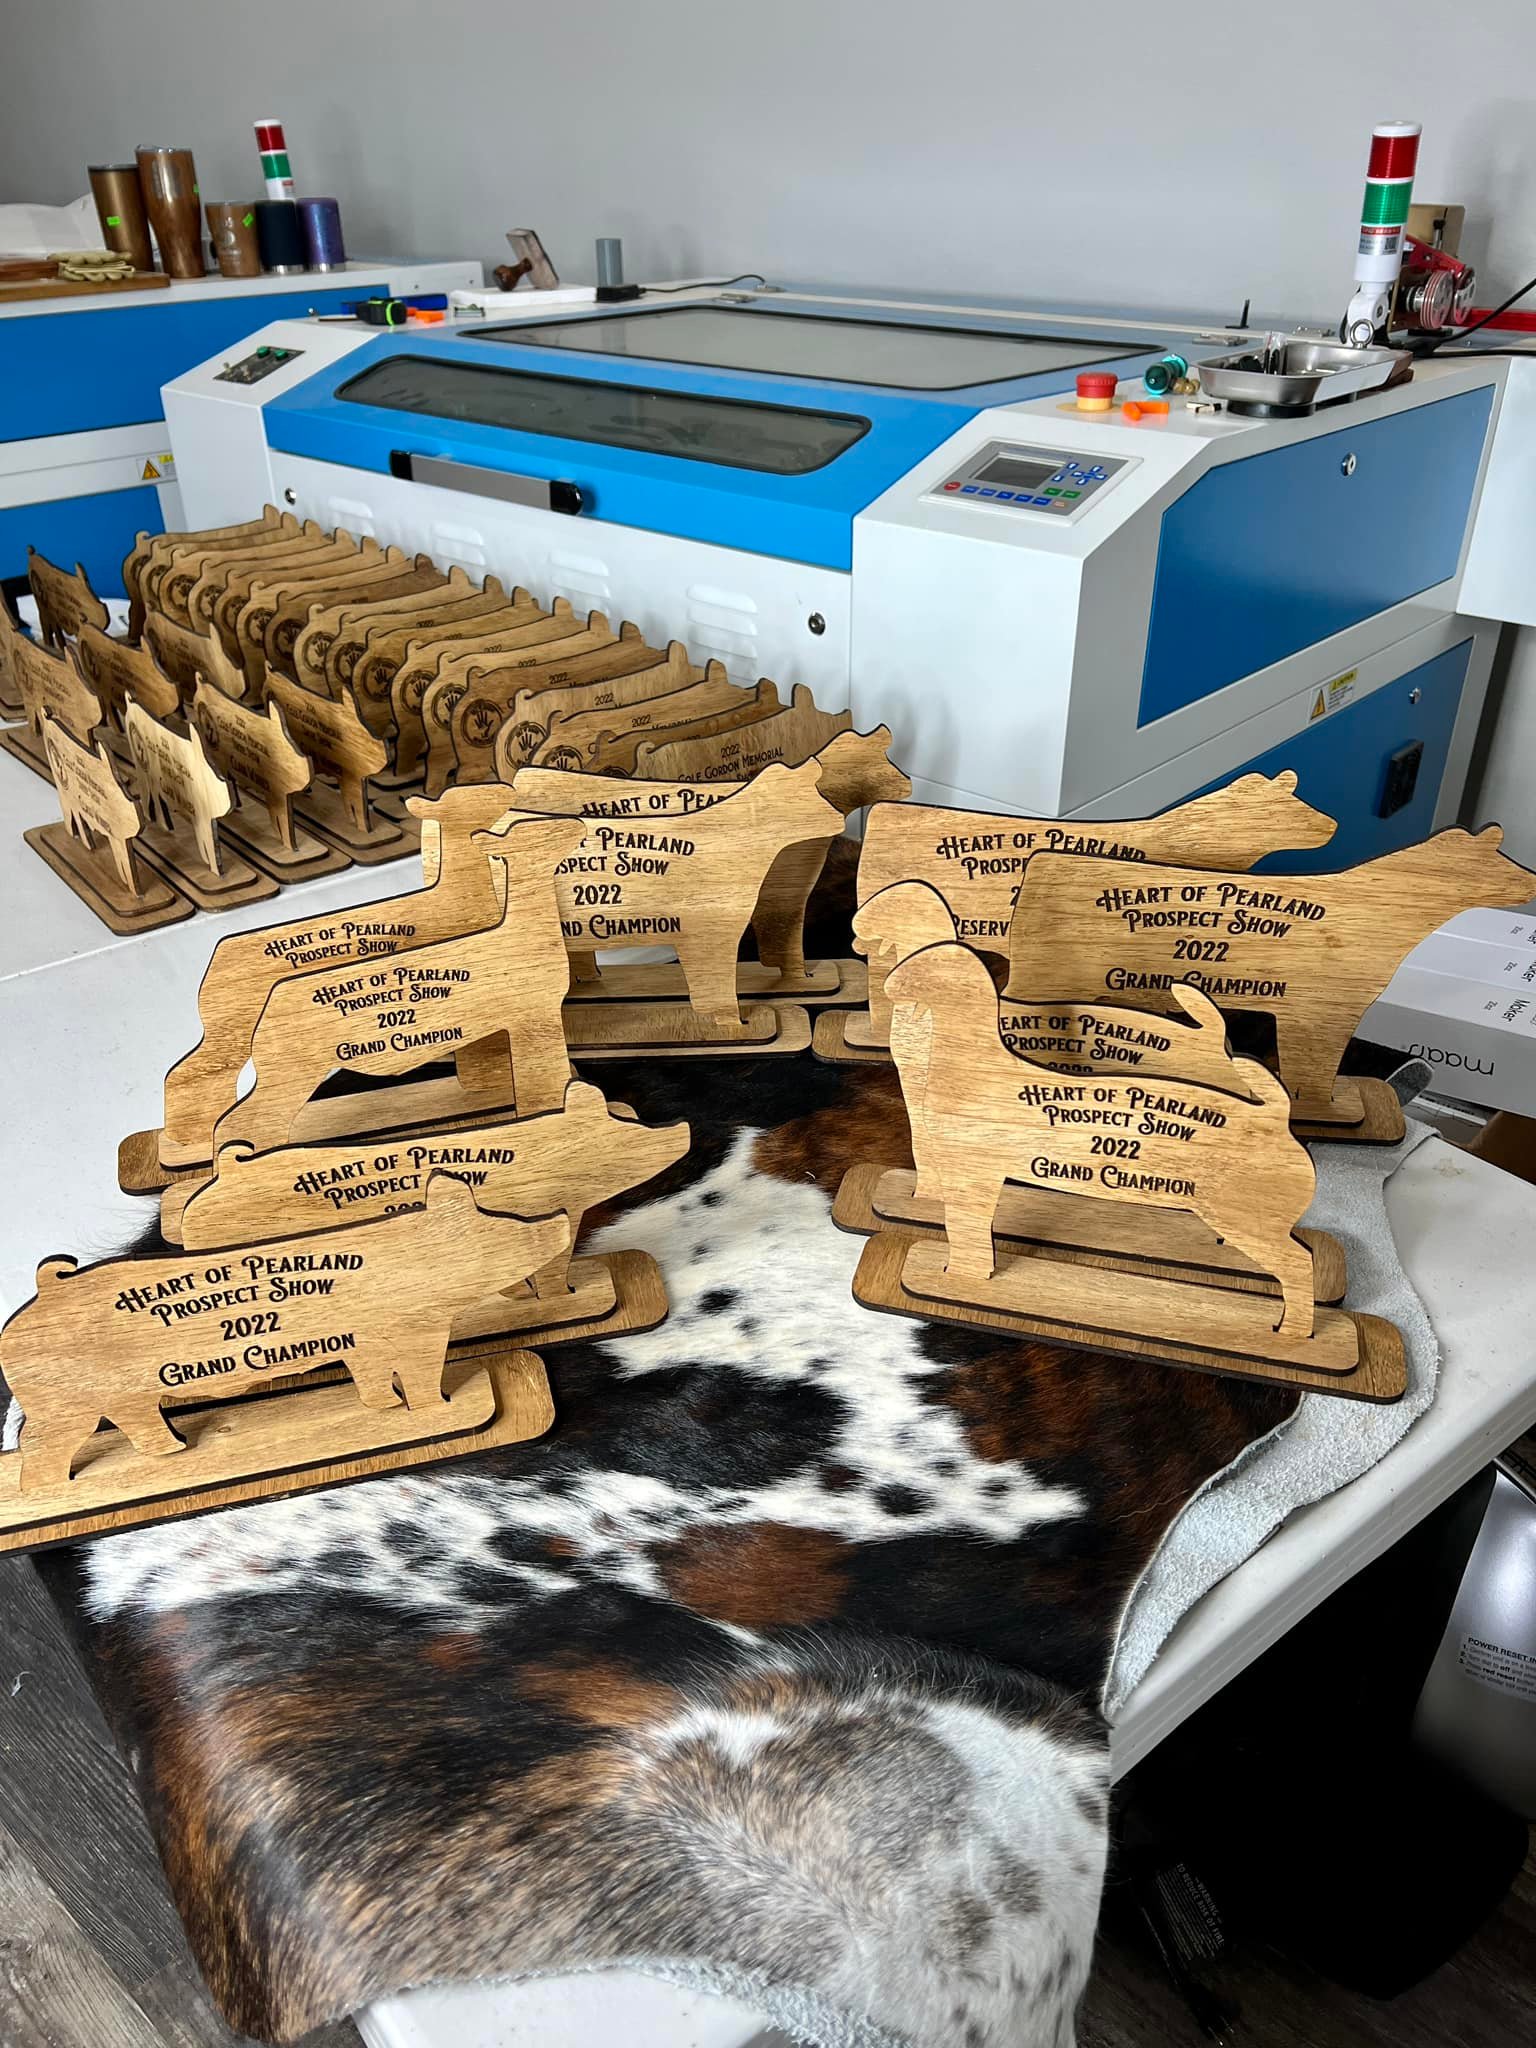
[24,824,194,936]
[133,820,280,913]
[853,1232,1405,1401]
[221,803,352,884]
[1290,1076,1406,1146]
[562,1000,813,1059]
[0,723,53,780]
[0,1349,555,1555]
[0,686,23,724]
[121,1068,528,1193]
[450,1248,668,1353]
[295,784,414,864]
[565,957,864,1010]
[812,1007,892,1064]
[834,1163,1348,1304]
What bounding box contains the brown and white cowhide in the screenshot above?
[26,851,1295,2047]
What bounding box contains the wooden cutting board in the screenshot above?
[0,271,173,303]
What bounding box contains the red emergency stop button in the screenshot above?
[1076,371,1117,411]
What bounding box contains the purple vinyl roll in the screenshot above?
[299,196,346,272]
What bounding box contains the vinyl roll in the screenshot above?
[255,199,308,274]
[206,201,262,278]
[299,196,346,272]
[89,163,153,272]
[136,146,204,278]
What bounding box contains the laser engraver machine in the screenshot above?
[161,284,1536,867]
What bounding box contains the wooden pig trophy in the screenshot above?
[386,597,587,787]
[0,619,104,779]
[1006,826,1536,1145]
[120,785,562,1188]
[814,774,1339,1063]
[843,920,1407,1403]
[0,1174,565,1554]
[164,1076,686,1353]
[23,715,193,934]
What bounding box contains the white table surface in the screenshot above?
[4,747,1533,2047]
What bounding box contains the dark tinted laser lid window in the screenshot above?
[336,356,869,474]
[480,305,1145,389]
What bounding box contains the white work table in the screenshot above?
[2,747,1533,2048]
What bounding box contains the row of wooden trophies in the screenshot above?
[2,505,1532,1556]
[2,505,868,934]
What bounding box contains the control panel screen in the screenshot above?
[216,345,302,386]
[975,454,1057,492]
[338,356,869,475]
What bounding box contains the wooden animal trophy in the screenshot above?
[814,774,1340,1063]
[846,937,1406,1401]
[211,813,586,1157]
[165,1077,687,1349]
[189,526,362,643]
[155,518,327,629]
[190,680,349,883]
[508,721,910,1001]
[537,669,772,776]
[302,566,471,695]
[266,552,441,683]
[233,545,409,688]
[0,599,27,720]
[0,623,104,778]
[27,547,109,650]
[481,762,845,1053]
[72,623,180,738]
[386,598,585,787]
[124,784,532,1185]
[635,681,852,781]
[143,612,227,708]
[350,581,539,739]
[581,678,786,778]
[834,880,1346,1302]
[451,623,670,784]
[1006,827,1536,1144]
[23,714,192,933]
[121,699,278,910]
[266,674,414,862]
[125,507,295,638]
[0,1175,564,1553]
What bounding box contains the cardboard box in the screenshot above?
[1361,941,1536,1113]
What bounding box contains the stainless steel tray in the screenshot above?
[1194,339,1409,409]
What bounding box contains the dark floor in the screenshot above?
[0,1549,1529,2047]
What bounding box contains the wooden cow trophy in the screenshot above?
[27,547,109,650]
[135,784,533,1179]
[23,714,192,934]
[815,773,1341,1063]
[847,935,1405,1401]
[122,699,277,910]
[1006,827,1536,1141]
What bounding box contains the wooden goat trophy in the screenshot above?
[23,714,192,934]
[190,680,347,882]
[121,699,277,910]
[0,1175,563,1553]
[266,674,413,862]
[72,623,179,732]
[847,934,1406,1401]
[27,547,109,650]
[126,783,528,1184]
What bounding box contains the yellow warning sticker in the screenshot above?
[1307,669,1358,724]
[141,459,159,480]
[1310,690,1326,721]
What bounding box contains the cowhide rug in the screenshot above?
[23,859,1300,2046]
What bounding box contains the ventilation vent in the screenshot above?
[431,522,488,571]
[327,497,377,540]
[686,583,759,680]
[549,549,611,609]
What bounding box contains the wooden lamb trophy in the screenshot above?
[846,926,1408,1402]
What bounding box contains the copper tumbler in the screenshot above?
[136,146,204,278]
[89,163,153,272]
[206,201,262,278]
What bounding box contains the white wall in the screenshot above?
[3,0,1535,322]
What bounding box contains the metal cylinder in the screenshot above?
[136,146,204,278]
[595,237,624,288]
[89,163,154,272]
[299,196,346,272]
[255,199,308,274]
[205,201,262,279]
